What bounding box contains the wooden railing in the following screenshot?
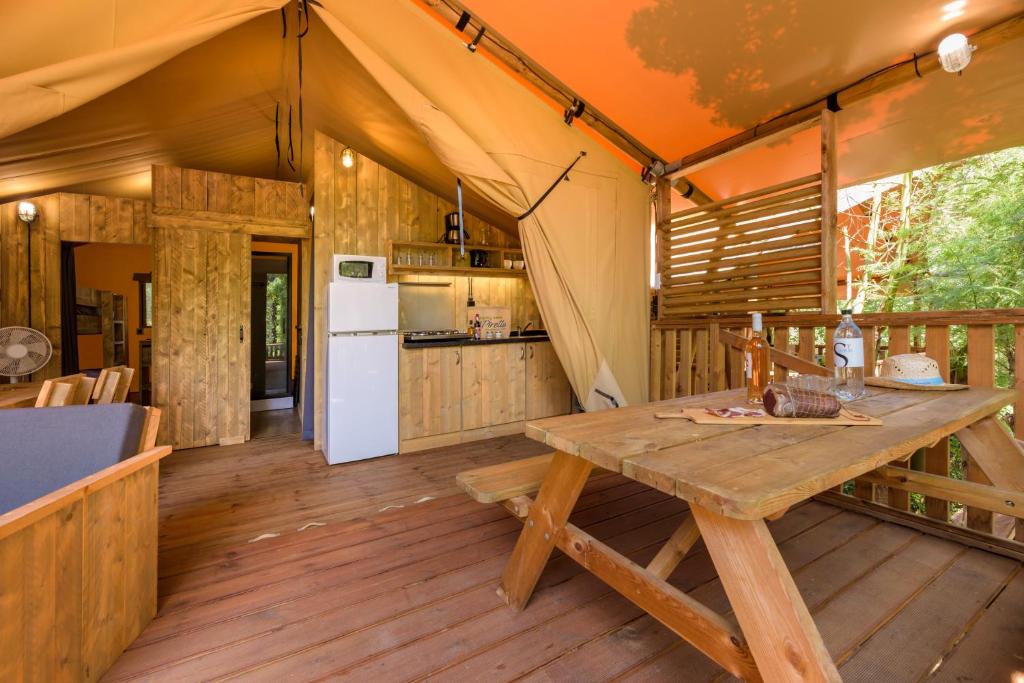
[649,308,1024,549]
[267,342,286,360]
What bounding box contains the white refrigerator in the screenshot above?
[324,280,399,464]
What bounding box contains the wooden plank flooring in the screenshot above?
[106,434,1022,681]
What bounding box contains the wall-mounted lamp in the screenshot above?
[17,201,38,224]
[340,147,355,169]
[938,33,975,73]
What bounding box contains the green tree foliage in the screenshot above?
[266,274,288,349]
[850,146,1023,509]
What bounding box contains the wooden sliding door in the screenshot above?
[152,228,251,448]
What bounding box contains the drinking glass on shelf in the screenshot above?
[429,252,436,266]
[417,251,425,266]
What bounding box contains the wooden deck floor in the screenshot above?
[110,435,1023,682]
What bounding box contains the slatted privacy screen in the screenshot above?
[660,173,824,316]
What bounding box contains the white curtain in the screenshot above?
[314,0,650,409]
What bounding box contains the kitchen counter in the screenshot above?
[402,334,550,349]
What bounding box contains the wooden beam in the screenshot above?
[719,328,828,377]
[816,491,1024,562]
[646,514,701,580]
[692,505,839,682]
[859,465,1024,519]
[664,13,1024,178]
[655,308,1024,329]
[820,109,837,314]
[558,520,760,680]
[499,450,593,609]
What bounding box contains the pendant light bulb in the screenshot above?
[341,147,355,169]
[937,33,975,73]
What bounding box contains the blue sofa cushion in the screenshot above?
[0,404,146,515]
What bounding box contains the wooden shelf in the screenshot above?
[390,264,528,278]
[387,240,527,279]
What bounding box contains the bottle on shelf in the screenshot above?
[834,309,866,400]
[473,313,482,340]
[745,312,770,404]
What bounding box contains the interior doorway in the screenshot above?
[250,242,302,438]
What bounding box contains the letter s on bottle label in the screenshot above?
[833,339,864,369]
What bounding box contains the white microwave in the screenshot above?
[332,254,387,283]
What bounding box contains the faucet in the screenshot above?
[516,321,533,336]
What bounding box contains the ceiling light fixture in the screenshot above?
[937,33,975,73]
[341,147,355,169]
[17,201,38,224]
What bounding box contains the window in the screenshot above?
[134,273,152,329]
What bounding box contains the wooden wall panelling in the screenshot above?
[1,193,150,383]
[659,174,824,317]
[151,165,308,238]
[152,228,250,449]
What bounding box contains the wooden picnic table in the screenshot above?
[501,385,1021,682]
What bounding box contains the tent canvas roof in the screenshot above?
[1,0,1022,219]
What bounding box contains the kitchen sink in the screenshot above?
[510,329,548,337]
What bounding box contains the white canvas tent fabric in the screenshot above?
[0,0,287,139]
[314,1,650,408]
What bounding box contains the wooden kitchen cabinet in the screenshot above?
[525,341,571,420]
[461,343,526,430]
[399,346,462,440]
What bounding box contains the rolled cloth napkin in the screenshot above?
[763,383,841,418]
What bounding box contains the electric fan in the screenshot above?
[0,326,53,380]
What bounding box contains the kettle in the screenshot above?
[443,212,470,244]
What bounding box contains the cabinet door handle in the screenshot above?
[529,346,534,359]
[520,345,525,360]
[239,326,244,343]
[455,349,461,365]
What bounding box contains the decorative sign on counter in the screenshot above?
[469,306,511,336]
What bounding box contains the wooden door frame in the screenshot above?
[251,250,294,400]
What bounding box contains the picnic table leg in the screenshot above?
[499,450,593,610]
[956,415,1024,538]
[646,513,700,580]
[692,505,840,683]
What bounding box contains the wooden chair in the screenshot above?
[92,365,135,404]
[34,374,96,407]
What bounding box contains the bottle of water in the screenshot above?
[833,309,866,401]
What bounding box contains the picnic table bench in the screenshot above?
[457,385,1023,682]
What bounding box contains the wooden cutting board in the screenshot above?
[654,407,883,426]
[865,376,967,391]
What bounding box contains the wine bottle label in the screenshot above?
[745,352,752,379]
[833,338,864,368]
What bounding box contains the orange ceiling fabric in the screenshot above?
[465,0,1024,199]
[0,0,1021,214]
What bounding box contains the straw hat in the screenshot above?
[867,353,966,390]
[880,354,944,384]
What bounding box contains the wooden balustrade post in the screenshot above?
[650,329,663,402]
[694,327,709,394]
[965,324,996,533]
[677,329,692,396]
[662,330,677,400]
[820,109,838,314]
[924,325,952,521]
